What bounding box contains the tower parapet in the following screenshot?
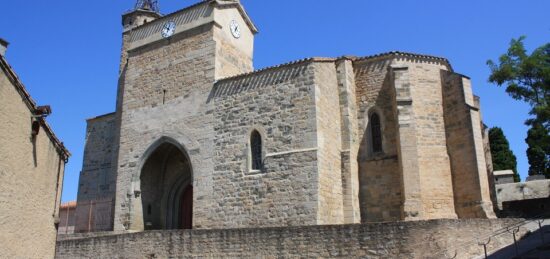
[135,0,160,13]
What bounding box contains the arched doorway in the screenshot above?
[140,141,192,230]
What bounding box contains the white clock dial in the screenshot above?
[161,21,176,38]
[230,20,241,39]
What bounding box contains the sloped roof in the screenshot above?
[217,51,454,83]
[0,54,70,161]
[128,0,258,34]
[213,0,258,33]
[353,51,453,71]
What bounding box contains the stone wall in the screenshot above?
[407,61,456,219]
[496,179,550,210]
[113,24,219,231]
[0,57,67,259]
[209,61,320,228]
[442,71,494,218]
[213,6,254,80]
[75,113,116,232]
[354,58,402,222]
[314,61,345,224]
[335,59,361,224]
[56,219,526,259]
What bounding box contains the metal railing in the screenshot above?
[435,212,550,258]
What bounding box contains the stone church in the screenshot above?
[75,0,495,233]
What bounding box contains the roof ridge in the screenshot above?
[217,51,454,83]
[126,0,258,34]
[213,0,258,33]
[357,51,451,66]
[216,57,334,83]
[86,112,116,121]
[124,0,211,32]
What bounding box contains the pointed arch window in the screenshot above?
[250,130,263,170]
[370,113,382,153]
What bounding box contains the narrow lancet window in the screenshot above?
[251,130,263,170]
[371,113,382,153]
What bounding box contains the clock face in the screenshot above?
[230,20,241,39]
[161,21,176,38]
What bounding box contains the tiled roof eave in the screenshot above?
[0,55,70,161]
[354,51,454,72]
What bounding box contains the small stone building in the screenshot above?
[75,0,495,233]
[494,170,516,185]
[0,39,70,258]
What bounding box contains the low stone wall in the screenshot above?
[56,219,526,258]
[496,180,550,209]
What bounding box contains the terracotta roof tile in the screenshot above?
[60,201,77,209]
[217,51,453,84]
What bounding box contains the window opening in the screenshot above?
[251,130,262,170]
[371,113,382,153]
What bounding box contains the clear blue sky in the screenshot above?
[1,1,548,202]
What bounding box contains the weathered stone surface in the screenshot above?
[56,219,527,259]
[76,1,498,233]
[442,71,495,218]
[355,58,402,222]
[496,179,550,209]
[0,55,68,258]
[75,113,116,232]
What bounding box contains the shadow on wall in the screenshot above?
[30,119,38,167]
[357,63,402,223]
[140,141,193,231]
[488,224,550,258]
[501,197,550,219]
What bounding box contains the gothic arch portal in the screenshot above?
[138,138,193,230]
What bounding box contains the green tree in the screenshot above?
[488,37,550,180]
[487,36,550,128]
[525,123,550,178]
[489,127,519,182]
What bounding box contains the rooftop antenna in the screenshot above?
[134,0,160,13]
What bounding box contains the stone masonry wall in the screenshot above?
[75,113,116,232]
[335,59,361,223]
[214,29,253,80]
[314,61,345,224]
[0,60,66,259]
[56,219,526,259]
[209,61,320,228]
[442,71,494,218]
[406,61,456,219]
[478,96,499,212]
[213,6,254,80]
[353,58,402,222]
[113,24,218,231]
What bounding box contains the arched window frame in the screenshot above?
[248,128,265,173]
[369,111,383,154]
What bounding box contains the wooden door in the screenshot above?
[179,185,193,229]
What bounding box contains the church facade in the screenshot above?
[75,0,495,233]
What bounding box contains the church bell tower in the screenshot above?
[112,0,257,231]
[122,0,162,31]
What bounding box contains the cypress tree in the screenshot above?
[525,123,550,178]
[489,127,519,182]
